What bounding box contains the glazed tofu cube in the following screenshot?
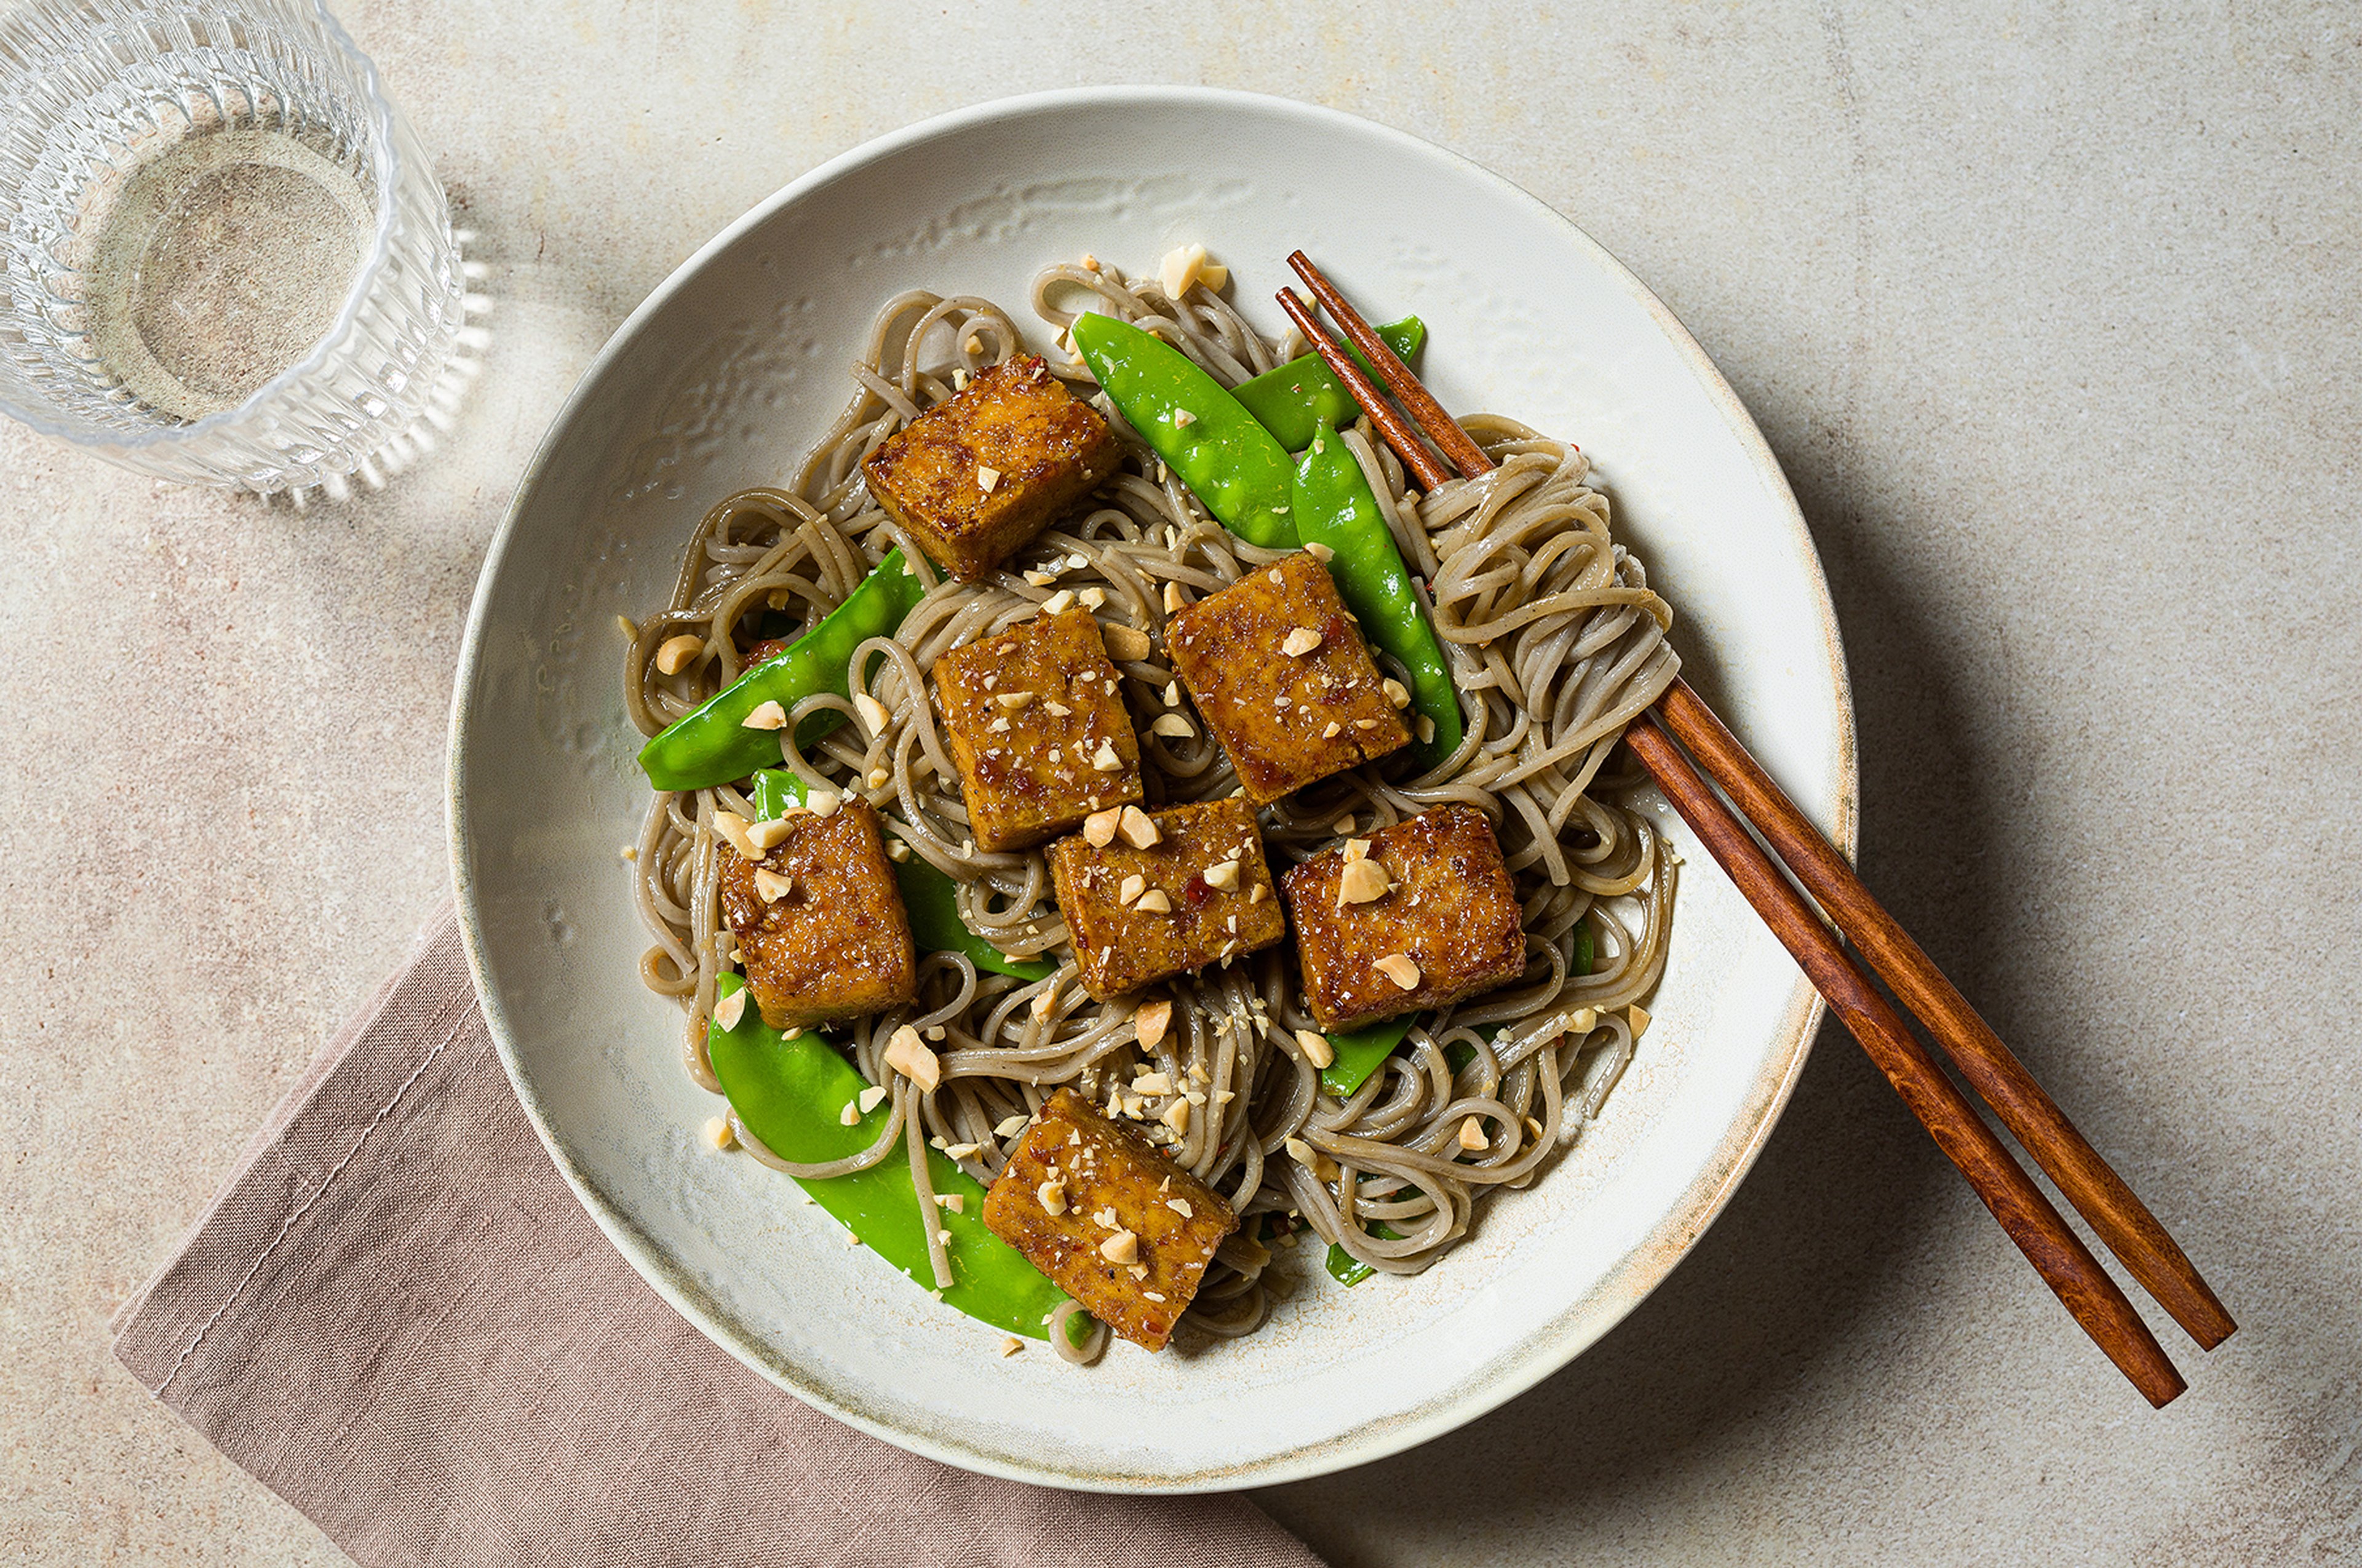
[718,798,917,1030]
[1047,797,1286,1000]
[933,608,1143,852]
[861,354,1121,581]
[981,1088,1238,1350]
[1281,806,1526,1032]
[1163,552,1410,803]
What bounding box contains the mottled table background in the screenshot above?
[4,3,2356,1563]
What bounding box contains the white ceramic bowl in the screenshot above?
[448,86,1854,1492]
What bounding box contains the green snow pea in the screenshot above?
[1315,925,1593,1099]
[1326,1221,1402,1288]
[638,547,929,793]
[749,770,1054,983]
[1068,314,1298,549]
[706,973,1067,1337]
[1318,1017,1416,1100]
[1292,420,1463,772]
[1233,316,1426,452]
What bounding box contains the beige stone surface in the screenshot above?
[2,2,2355,1563]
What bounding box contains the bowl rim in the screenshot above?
[446,83,1856,1492]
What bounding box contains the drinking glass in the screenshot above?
[0,0,467,491]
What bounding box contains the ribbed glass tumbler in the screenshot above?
[0,0,466,491]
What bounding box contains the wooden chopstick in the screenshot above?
[1281,257,2229,1400]
[1653,679,2237,1350]
[1621,714,2185,1406]
[1275,287,1453,491]
[1287,252,1495,480]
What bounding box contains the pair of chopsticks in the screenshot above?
[1276,253,2234,1407]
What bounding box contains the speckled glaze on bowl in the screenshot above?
[447,87,1855,1493]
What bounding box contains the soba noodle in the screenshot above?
[624,259,1679,1341]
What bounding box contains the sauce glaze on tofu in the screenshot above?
[982,1088,1238,1350]
[718,798,917,1030]
[933,608,1143,853]
[1047,797,1287,1000]
[1281,805,1527,1032]
[861,354,1121,582]
[1164,552,1410,804]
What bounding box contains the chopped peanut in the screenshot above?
[884,1024,942,1091]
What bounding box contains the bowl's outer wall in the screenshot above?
[449,87,1855,1492]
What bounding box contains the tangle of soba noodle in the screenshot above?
[624,259,1679,1348]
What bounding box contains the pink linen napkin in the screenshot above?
[111,904,1324,1568]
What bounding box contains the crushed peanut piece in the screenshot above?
[654,634,704,675]
[976,464,1003,493]
[1119,873,1147,905]
[1091,738,1123,772]
[838,1102,860,1126]
[1337,857,1391,906]
[712,989,747,1031]
[1280,626,1324,657]
[1303,541,1335,562]
[704,1115,735,1150]
[1163,1099,1191,1134]
[1102,623,1153,661]
[1629,1003,1652,1038]
[1042,589,1076,616]
[1116,804,1161,849]
[1099,1228,1140,1265]
[1001,1335,1024,1357]
[884,1024,942,1091]
[1038,1179,1068,1216]
[1382,678,1411,708]
[1134,889,1172,914]
[1374,953,1422,990]
[1135,998,1173,1051]
[753,867,795,904]
[742,699,787,731]
[713,811,762,862]
[858,1084,889,1113]
[1081,808,1122,848]
[1458,1116,1489,1152]
[1150,713,1195,739]
[1294,1029,1335,1069]
[854,693,891,734]
[1201,858,1240,892]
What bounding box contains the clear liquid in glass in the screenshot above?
[78,122,373,423]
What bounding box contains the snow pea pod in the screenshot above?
[749,770,1054,983]
[638,547,929,792]
[1292,420,1462,772]
[1233,316,1425,452]
[1318,1017,1415,1100]
[1068,314,1298,549]
[706,973,1067,1337]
